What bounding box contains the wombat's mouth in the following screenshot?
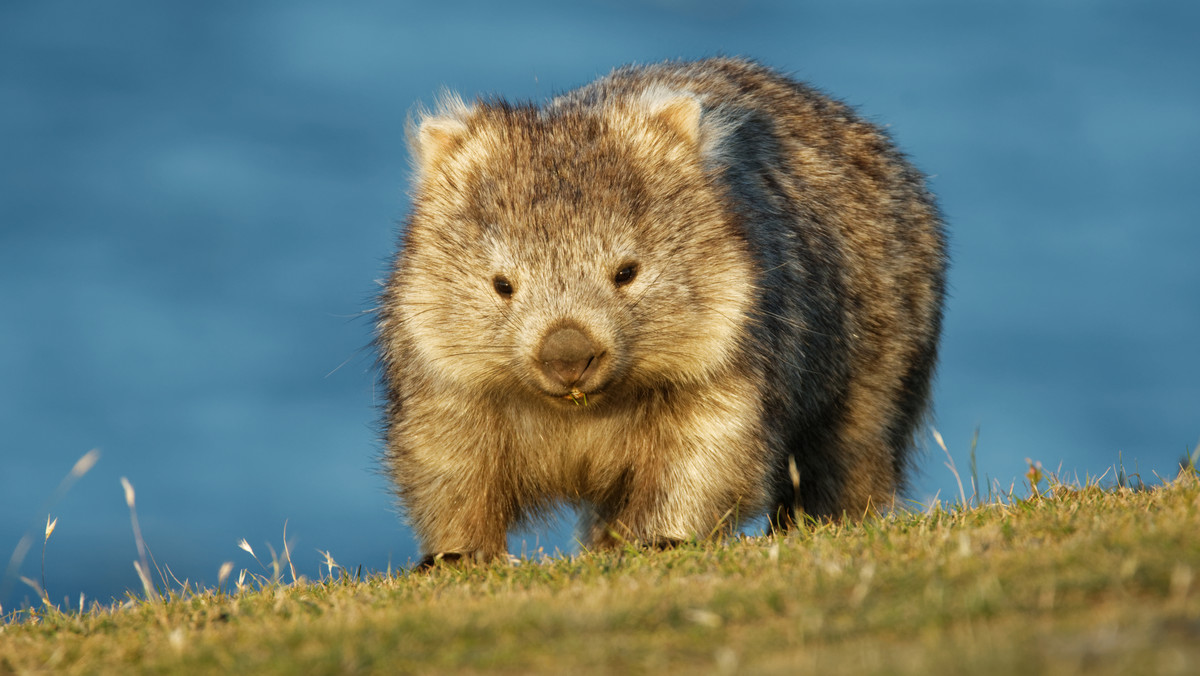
[537,384,607,407]
[562,388,590,407]
[532,381,609,408]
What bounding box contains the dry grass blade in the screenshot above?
[217,562,234,588]
[320,550,341,580]
[282,521,298,584]
[1,449,100,606]
[40,515,57,601]
[132,561,157,602]
[932,428,968,506]
[119,477,159,601]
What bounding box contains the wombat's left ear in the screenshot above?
[640,90,702,145]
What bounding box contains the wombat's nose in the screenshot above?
[538,326,602,388]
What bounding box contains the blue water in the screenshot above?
[2,0,1197,611]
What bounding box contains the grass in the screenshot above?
[1,461,1198,674]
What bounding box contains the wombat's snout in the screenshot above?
[537,324,606,391]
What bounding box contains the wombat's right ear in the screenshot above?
[647,95,702,146]
[635,87,703,146]
[407,93,473,178]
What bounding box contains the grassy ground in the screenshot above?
[2,472,1198,675]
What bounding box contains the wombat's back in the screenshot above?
[379,58,945,563]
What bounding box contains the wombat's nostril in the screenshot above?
[538,326,602,388]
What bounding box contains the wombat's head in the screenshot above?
[383,89,755,407]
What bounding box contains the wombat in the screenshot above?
[377,57,946,565]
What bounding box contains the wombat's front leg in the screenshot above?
[579,384,771,549]
[583,445,768,549]
[399,454,514,568]
[581,482,729,551]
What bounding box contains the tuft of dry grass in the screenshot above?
[1,449,100,609]
[2,460,1198,675]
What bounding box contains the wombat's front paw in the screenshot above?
[414,552,466,571]
[590,527,687,551]
[414,551,516,571]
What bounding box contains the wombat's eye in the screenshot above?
[492,275,514,298]
[613,263,638,287]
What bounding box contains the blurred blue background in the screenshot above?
[2,0,1197,611]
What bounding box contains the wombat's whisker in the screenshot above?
[403,306,449,321]
[329,307,379,319]
[626,269,668,313]
[440,350,514,359]
[748,309,841,340]
[324,354,357,379]
[758,260,793,275]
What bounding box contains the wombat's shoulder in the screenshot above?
[549,57,854,129]
[546,57,919,198]
[551,57,796,104]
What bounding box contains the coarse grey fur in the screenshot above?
[377,57,947,565]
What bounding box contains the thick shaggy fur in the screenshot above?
[377,58,947,563]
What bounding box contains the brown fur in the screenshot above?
[377,58,946,564]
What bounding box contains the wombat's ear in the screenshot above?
[414,117,469,170]
[408,93,473,178]
[639,89,703,146]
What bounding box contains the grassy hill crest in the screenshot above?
[2,465,1198,674]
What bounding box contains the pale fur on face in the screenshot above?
[395,89,757,401]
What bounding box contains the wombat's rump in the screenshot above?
[377,58,946,564]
